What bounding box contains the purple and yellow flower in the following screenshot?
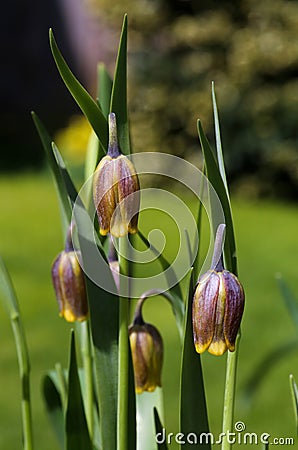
[192,224,245,356]
[51,225,88,322]
[93,113,140,237]
[129,295,163,394]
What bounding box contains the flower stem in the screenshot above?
[117,237,130,450]
[211,223,225,271]
[81,319,94,440]
[0,259,34,450]
[221,333,241,450]
[11,314,34,450]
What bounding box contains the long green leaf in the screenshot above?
[65,331,92,450]
[192,164,205,283]
[110,15,130,155]
[49,29,108,149]
[154,407,168,450]
[32,112,71,229]
[179,270,210,450]
[0,258,34,450]
[197,120,237,275]
[211,82,229,197]
[98,63,113,118]
[84,64,113,202]
[43,372,65,449]
[52,144,80,206]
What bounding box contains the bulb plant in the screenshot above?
[0,14,262,450]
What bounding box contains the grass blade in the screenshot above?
[0,258,34,450]
[197,120,237,275]
[65,331,92,450]
[43,371,65,449]
[154,406,168,450]
[32,112,71,229]
[179,270,210,450]
[49,29,108,148]
[98,63,113,118]
[110,15,130,155]
[211,82,229,197]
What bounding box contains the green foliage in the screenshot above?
[1,11,298,450]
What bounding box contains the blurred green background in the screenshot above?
[1,0,298,448]
[1,172,298,448]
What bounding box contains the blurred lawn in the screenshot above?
[1,172,298,449]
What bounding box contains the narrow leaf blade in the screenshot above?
[197,120,237,274]
[43,372,64,449]
[98,63,113,118]
[32,112,71,227]
[110,15,130,155]
[211,82,229,196]
[179,270,210,450]
[49,29,108,148]
[289,374,298,436]
[65,331,92,450]
[154,407,168,450]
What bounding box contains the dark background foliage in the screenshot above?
[1,0,298,199]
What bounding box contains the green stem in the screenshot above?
[11,314,34,450]
[81,319,94,440]
[0,259,34,450]
[117,237,130,450]
[221,333,241,450]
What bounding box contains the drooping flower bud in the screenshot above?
[51,224,88,322]
[93,113,140,237]
[129,295,163,394]
[192,224,245,356]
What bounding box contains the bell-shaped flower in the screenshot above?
[192,224,245,356]
[129,295,163,393]
[51,225,88,322]
[93,113,140,237]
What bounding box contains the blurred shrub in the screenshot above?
[84,0,298,199]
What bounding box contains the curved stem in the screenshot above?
[108,113,120,158]
[211,224,226,271]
